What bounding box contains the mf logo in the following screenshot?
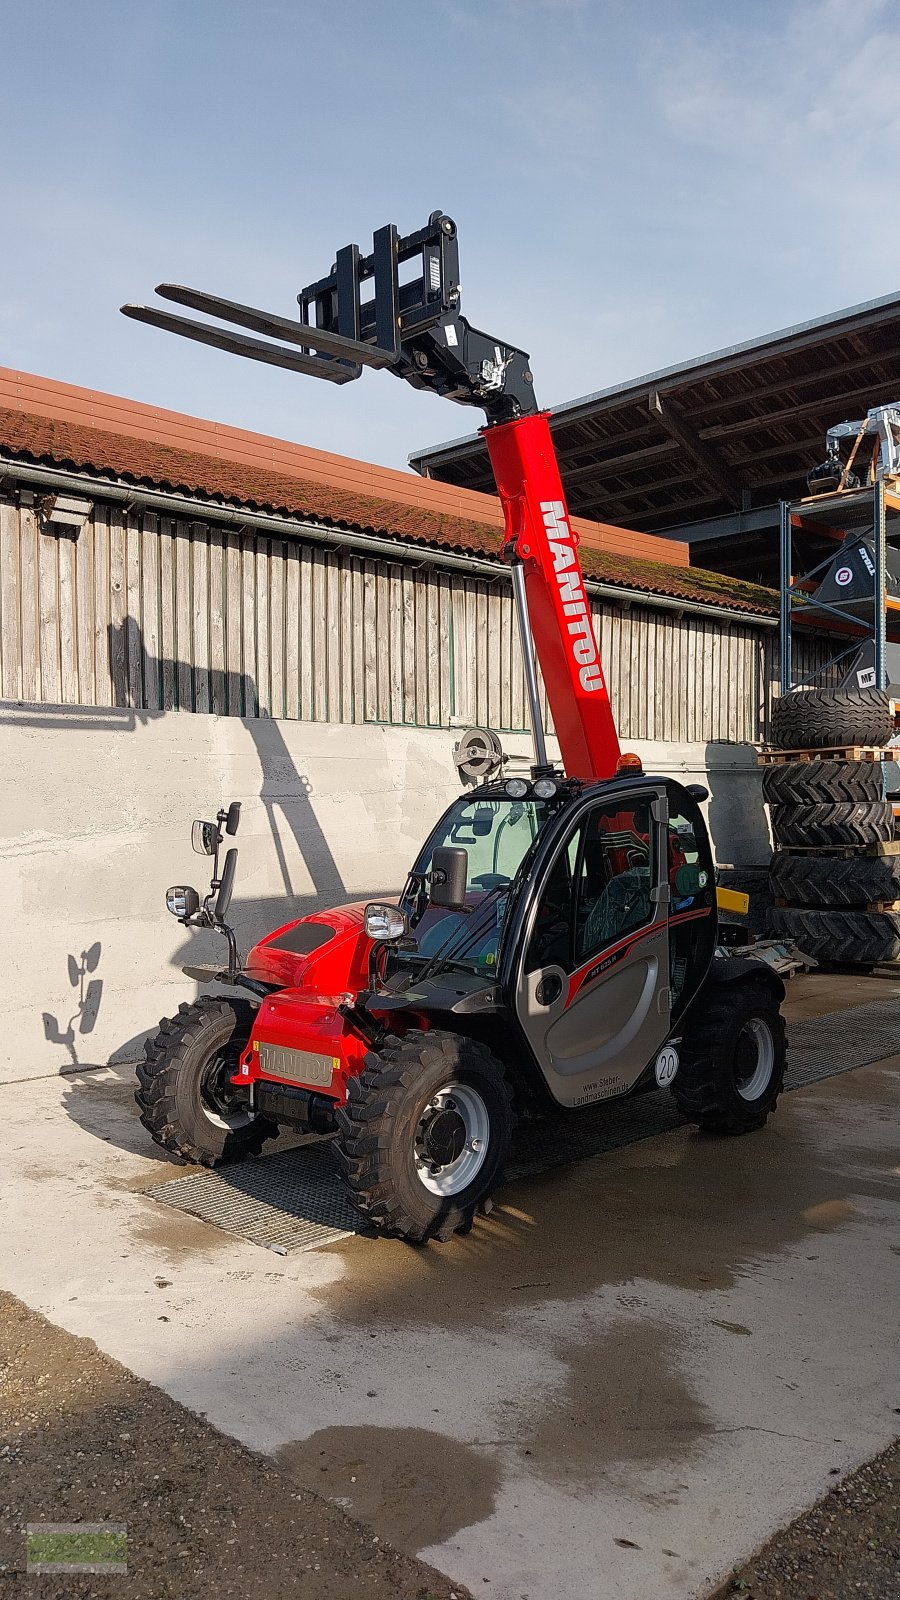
[539,501,604,693]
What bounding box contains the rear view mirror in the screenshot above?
[430,847,468,910]
[225,800,241,836]
[192,820,219,856]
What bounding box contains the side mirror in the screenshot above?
[215,848,238,921]
[225,800,241,836]
[192,819,219,856]
[430,846,469,910]
[674,863,709,897]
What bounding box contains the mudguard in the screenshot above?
[705,954,786,1002]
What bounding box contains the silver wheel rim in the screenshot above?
[200,1057,255,1132]
[735,1017,775,1102]
[415,1082,490,1197]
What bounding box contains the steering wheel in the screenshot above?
[471,872,509,890]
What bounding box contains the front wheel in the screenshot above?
[334,1030,515,1242]
[671,978,786,1133]
[136,997,278,1165]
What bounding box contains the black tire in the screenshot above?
[769,687,893,750]
[769,851,900,908]
[136,997,278,1165]
[762,759,884,806]
[334,1029,514,1243]
[768,906,900,964]
[770,800,893,846]
[672,977,786,1133]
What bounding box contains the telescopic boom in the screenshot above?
[122,210,622,781]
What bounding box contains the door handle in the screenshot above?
[536,974,563,1007]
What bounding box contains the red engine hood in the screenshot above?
[244,902,374,997]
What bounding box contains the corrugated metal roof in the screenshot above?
[409,291,900,536]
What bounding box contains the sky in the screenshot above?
[2,0,900,471]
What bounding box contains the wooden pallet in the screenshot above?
[775,894,900,911]
[773,839,900,859]
[758,745,900,765]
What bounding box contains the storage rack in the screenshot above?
[778,476,900,695]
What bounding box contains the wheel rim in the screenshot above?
[414,1082,490,1197]
[734,1017,775,1102]
[199,1052,255,1132]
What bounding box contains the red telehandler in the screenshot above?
[123,213,786,1242]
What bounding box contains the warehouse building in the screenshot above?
[0,366,833,1079]
[410,291,900,587]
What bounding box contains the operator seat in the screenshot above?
[582,866,652,953]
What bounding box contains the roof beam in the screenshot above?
[677,347,900,425]
[648,389,747,510]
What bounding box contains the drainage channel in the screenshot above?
[147,996,900,1254]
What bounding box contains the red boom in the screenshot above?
[483,412,622,783]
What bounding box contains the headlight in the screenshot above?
[166,885,200,920]
[364,902,408,942]
[533,777,559,799]
[504,777,529,798]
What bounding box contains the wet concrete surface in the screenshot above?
[278,1426,502,1551]
[779,972,895,1022]
[1,988,898,1600]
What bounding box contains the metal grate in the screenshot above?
[787,995,900,1086]
[146,996,900,1252]
[148,1143,363,1252]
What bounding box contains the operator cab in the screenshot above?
[373,773,718,1113]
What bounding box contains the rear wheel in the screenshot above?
[136,997,278,1165]
[334,1029,514,1242]
[672,978,786,1132]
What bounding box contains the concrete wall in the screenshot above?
[0,704,769,1083]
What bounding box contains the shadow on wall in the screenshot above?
[41,943,103,1069]
[2,616,373,1073]
[106,616,349,908]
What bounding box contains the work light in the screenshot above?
[166,885,200,920]
[364,903,408,941]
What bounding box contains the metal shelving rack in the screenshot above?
[778,477,900,696]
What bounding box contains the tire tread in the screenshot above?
[770,687,893,751]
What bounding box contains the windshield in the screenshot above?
[398,796,556,974]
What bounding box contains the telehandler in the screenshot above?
[124,213,786,1241]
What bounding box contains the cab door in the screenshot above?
[513,786,671,1109]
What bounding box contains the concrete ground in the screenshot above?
[2,973,899,1600]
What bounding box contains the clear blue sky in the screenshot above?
[3,0,899,469]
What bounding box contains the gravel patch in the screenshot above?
[0,1291,468,1599]
[712,1438,900,1599]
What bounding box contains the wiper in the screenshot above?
[414,886,509,985]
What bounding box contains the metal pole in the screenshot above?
[874,479,886,689]
[510,560,550,770]
[779,500,792,697]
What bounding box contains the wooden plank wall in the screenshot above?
[0,494,836,742]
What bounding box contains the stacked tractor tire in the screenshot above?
[763,687,900,966]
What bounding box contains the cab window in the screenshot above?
[526,796,657,973]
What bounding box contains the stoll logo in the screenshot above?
[540,500,605,693]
